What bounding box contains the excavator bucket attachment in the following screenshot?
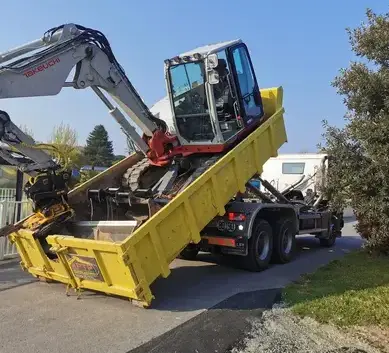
[8,87,287,307]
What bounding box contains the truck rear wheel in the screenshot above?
[178,244,199,261]
[319,230,336,247]
[241,219,273,271]
[272,218,296,264]
[319,215,341,247]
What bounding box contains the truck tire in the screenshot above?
[241,219,273,271]
[178,244,199,261]
[319,216,339,247]
[272,218,296,264]
[319,231,336,247]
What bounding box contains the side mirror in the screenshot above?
[208,70,219,85]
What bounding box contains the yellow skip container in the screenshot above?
[9,86,287,307]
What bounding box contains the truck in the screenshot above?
[179,153,344,269]
[0,23,342,307]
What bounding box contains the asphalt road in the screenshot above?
[130,288,283,353]
[0,213,360,353]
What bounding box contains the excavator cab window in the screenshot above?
[168,61,214,142]
[228,44,264,126]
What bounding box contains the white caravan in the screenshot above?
[260,153,328,200]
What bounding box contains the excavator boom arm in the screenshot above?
[0,24,165,154]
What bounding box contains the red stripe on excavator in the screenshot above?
[147,116,266,166]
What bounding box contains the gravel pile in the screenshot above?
[230,306,382,353]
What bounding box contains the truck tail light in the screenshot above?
[228,212,246,221]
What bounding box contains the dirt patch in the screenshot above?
[230,306,382,353]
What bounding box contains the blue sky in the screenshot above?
[0,0,387,155]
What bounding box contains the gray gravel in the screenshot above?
[231,306,381,353]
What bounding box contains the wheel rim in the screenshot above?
[282,228,293,254]
[257,230,270,261]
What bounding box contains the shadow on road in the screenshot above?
[148,234,362,312]
[129,288,281,353]
[344,215,356,224]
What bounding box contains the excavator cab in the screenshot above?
[164,40,264,152]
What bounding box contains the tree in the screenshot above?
[78,169,100,185]
[113,154,126,164]
[47,122,84,169]
[83,124,115,167]
[320,8,389,253]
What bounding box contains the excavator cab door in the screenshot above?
[227,43,264,126]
